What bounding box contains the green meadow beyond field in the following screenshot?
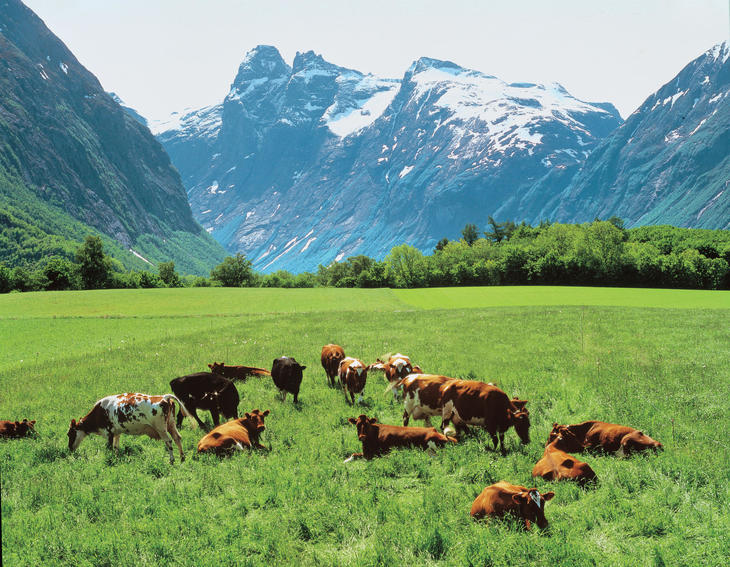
[1,286,729,566]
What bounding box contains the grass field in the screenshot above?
[1,287,729,566]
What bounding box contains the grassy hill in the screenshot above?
[1,287,728,566]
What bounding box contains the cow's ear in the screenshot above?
[30,420,36,426]
[70,419,76,428]
[512,399,527,409]
[542,491,555,502]
[552,422,559,428]
[369,417,378,424]
[207,363,213,369]
[348,418,357,424]
[262,410,270,417]
[244,412,251,419]
[300,365,307,371]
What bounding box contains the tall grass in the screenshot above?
[1,288,728,566]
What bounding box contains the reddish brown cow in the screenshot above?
[368,353,414,401]
[400,374,455,426]
[548,421,663,454]
[197,409,270,454]
[0,419,36,438]
[338,357,368,404]
[321,344,345,388]
[440,381,530,453]
[344,414,456,462]
[208,361,271,381]
[471,481,554,530]
[532,433,597,486]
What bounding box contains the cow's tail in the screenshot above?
[164,394,198,429]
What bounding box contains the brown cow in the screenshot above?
[0,419,36,438]
[208,361,271,381]
[548,421,662,454]
[400,374,455,426]
[440,381,530,453]
[344,414,456,462]
[197,409,270,455]
[532,433,597,486]
[368,353,414,401]
[338,357,368,404]
[471,481,554,530]
[321,344,345,388]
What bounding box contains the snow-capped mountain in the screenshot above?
[538,41,730,229]
[157,45,622,272]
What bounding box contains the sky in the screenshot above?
[23,0,730,121]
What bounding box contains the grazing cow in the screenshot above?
[338,357,368,404]
[548,421,663,454]
[67,393,194,463]
[197,409,270,455]
[208,361,271,381]
[440,381,531,453]
[368,353,414,401]
[344,414,456,462]
[170,372,239,430]
[0,419,36,438]
[532,433,597,486]
[471,481,554,530]
[400,374,455,426]
[321,344,345,388]
[271,356,306,403]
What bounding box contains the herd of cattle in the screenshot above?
[2,344,662,531]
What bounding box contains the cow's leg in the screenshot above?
[106,431,115,450]
[160,430,175,464]
[350,391,356,405]
[403,410,410,426]
[211,410,220,427]
[498,432,506,455]
[168,423,185,463]
[489,432,499,451]
[293,391,299,404]
[112,435,121,452]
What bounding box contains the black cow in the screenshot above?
[169,372,239,430]
[271,356,306,403]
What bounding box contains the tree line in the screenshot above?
[2,220,730,293]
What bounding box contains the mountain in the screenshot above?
[157,46,622,273]
[0,0,225,273]
[541,41,730,230]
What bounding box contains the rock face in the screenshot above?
[0,0,225,273]
[157,45,622,273]
[541,41,730,230]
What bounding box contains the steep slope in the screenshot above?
[544,41,730,229]
[158,46,621,272]
[0,0,225,273]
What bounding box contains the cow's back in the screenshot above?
[471,482,521,519]
[441,380,511,428]
[170,372,231,397]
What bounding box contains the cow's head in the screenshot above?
[14,419,36,437]
[510,398,531,444]
[621,430,663,454]
[240,409,269,441]
[512,488,554,530]
[67,418,86,451]
[348,415,378,441]
[549,427,583,452]
[208,361,224,373]
[390,355,412,375]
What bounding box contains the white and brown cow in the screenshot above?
[400,374,456,427]
[368,353,415,401]
[67,393,195,464]
[338,357,368,405]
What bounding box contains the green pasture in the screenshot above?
[1,287,728,566]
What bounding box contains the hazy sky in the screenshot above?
[24,0,730,121]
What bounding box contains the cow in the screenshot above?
[471,481,554,530]
[321,344,345,388]
[548,421,662,455]
[440,381,531,453]
[0,419,36,438]
[338,357,368,404]
[197,409,270,455]
[208,361,271,381]
[271,356,306,403]
[67,393,194,464]
[532,433,597,486]
[400,374,455,427]
[344,414,457,462]
[169,372,239,430]
[368,353,414,401]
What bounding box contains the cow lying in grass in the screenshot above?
[197,409,270,455]
[471,481,554,530]
[0,419,36,438]
[344,414,456,462]
[548,421,663,455]
[532,432,597,486]
[67,393,194,464]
